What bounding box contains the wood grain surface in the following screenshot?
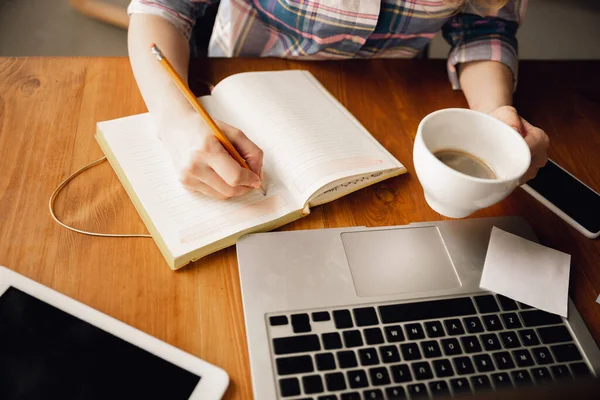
[0,57,599,399]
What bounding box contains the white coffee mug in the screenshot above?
[413,108,531,218]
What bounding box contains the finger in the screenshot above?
[520,152,548,184]
[180,174,229,200]
[192,165,253,198]
[531,152,548,169]
[216,121,264,177]
[522,122,550,153]
[491,106,523,135]
[208,145,262,188]
[523,127,550,157]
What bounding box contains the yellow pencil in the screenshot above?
[150,43,266,196]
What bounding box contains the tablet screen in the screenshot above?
[0,287,201,400]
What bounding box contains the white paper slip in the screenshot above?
[480,227,571,318]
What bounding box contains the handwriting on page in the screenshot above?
[319,172,385,196]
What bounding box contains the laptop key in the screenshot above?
[341,393,360,400]
[495,295,518,311]
[379,297,476,324]
[420,340,442,358]
[384,325,405,342]
[358,348,380,366]
[318,396,337,400]
[473,354,495,372]
[323,333,343,350]
[532,346,555,365]
[279,377,301,397]
[482,314,503,331]
[499,331,521,349]
[512,349,534,367]
[551,343,582,362]
[391,364,412,383]
[292,313,311,333]
[369,367,391,386]
[407,383,428,399]
[518,302,533,309]
[501,312,522,329]
[353,307,378,327]
[274,334,320,355]
[512,369,533,387]
[379,345,400,363]
[325,372,347,391]
[405,323,425,340]
[429,380,450,397]
[570,362,592,377]
[270,315,288,326]
[303,375,324,394]
[333,310,354,329]
[450,378,471,395]
[347,370,369,389]
[364,327,384,345]
[425,321,445,338]
[493,351,515,370]
[400,343,422,360]
[551,364,572,380]
[474,295,500,313]
[441,338,462,356]
[464,316,484,333]
[312,311,331,322]
[491,372,512,388]
[481,333,502,351]
[453,356,475,375]
[363,389,384,400]
[444,318,465,336]
[471,375,492,391]
[531,367,553,384]
[276,355,314,375]
[520,310,562,327]
[518,329,540,346]
[460,335,482,353]
[337,350,358,368]
[342,330,363,348]
[538,325,573,344]
[412,361,433,380]
[385,386,406,400]
[316,353,336,371]
[433,359,454,377]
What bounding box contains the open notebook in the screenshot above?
[96,70,406,269]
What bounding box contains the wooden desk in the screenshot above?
[0,58,599,398]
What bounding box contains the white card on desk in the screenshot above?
[480,227,571,317]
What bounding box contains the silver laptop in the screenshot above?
[236,216,600,400]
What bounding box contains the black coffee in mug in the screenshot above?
[434,149,496,179]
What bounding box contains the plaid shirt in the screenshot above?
[128,0,527,89]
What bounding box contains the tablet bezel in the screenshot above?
[0,266,229,399]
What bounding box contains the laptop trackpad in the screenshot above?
[341,227,461,297]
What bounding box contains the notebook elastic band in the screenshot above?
[49,157,152,238]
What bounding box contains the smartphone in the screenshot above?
[522,159,600,239]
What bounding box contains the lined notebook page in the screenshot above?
[211,70,403,203]
[98,113,299,258]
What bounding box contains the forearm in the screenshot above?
[458,61,514,114]
[128,13,194,120]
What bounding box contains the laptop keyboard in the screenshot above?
[266,294,593,399]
